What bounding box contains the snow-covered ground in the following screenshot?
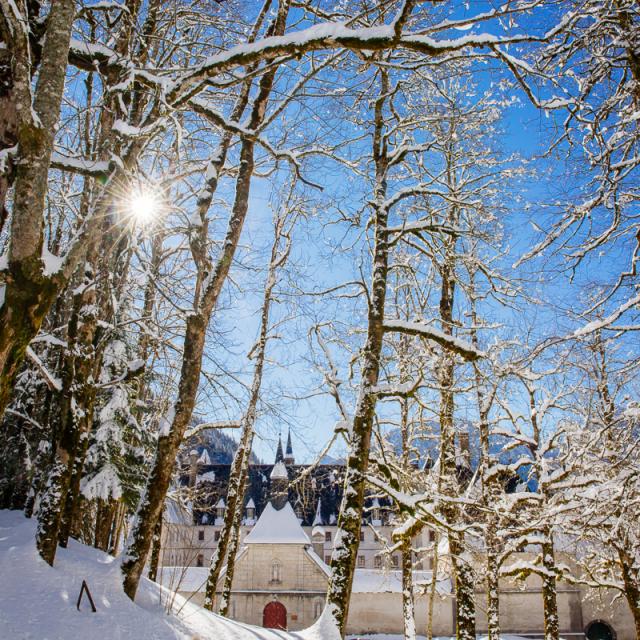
[0,510,338,640]
[0,510,535,640]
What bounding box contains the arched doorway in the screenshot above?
[263,601,287,630]
[586,620,616,640]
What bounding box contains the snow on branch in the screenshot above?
[572,290,640,338]
[366,377,422,398]
[383,319,484,361]
[50,152,111,178]
[184,421,242,439]
[190,98,323,190]
[25,347,62,392]
[168,20,558,105]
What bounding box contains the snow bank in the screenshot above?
[0,510,335,640]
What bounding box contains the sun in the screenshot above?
[128,189,160,225]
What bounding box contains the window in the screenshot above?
[325,531,332,542]
[360,530,365,542]
[271,560,282,583]
[374,555,382,569]
[313,598,323,619]
[196,554,204,567]
[357,555,365,568]
[392,555,399,568]
[198,530,204,541]
[214,531,220,541]
[324,555,331,565]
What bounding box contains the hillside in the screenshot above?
[0,510,335,640]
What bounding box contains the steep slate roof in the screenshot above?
[285,430,294,458]
[187,462,394,528]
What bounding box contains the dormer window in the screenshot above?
[216,498,225,521]
[245,498,256,522]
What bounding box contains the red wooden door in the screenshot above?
[263,601,287,630]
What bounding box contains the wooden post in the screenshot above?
[76,580,97,612]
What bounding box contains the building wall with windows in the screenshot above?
[159,439,636,639]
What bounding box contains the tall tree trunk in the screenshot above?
[436,142,475,639]
[148,515,163,582]
[121,3,289,600]
[541,531,559,640]
[36,253,101,564]
[326,68,390,636]
[0,0,76,422]
[427,531,439,640]
[402,536,417,640]
[218,484,245,617]
[469,278,501,640]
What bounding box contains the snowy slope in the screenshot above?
[0,510,338,640]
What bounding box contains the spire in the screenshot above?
[284,428,295,465]
[275,433,284,464]
[312,498,323,526]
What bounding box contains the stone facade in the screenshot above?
[159,499,636,638]
[158,437,636,639]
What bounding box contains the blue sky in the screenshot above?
[182,4,639,465]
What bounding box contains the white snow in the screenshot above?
[197,470,216,484]
[41,247,64,276]
[0,510,342,640]
[352,569,451,595]
[243,502,310,545]
[270,460,288,479]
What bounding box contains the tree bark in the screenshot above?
[541,532,559,640]
[436,128,475,640]
[148,515,163,582]
[326,68,390,636]
[0,0,75,421]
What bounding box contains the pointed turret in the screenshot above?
[284,429,295,465]
[270,461,289,509]
[275,433,284,464]
[312,498,323,526]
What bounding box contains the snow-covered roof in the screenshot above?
[246,498,255,509]
[164,498,192,525]
[312,525,326,538]
[215,497,225,509]
[198,449,211,465]
[352,569,451,595]
[270,461,288,480]
[243,502,310,545]
[312,499,323,526]
[196,470,216,484]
